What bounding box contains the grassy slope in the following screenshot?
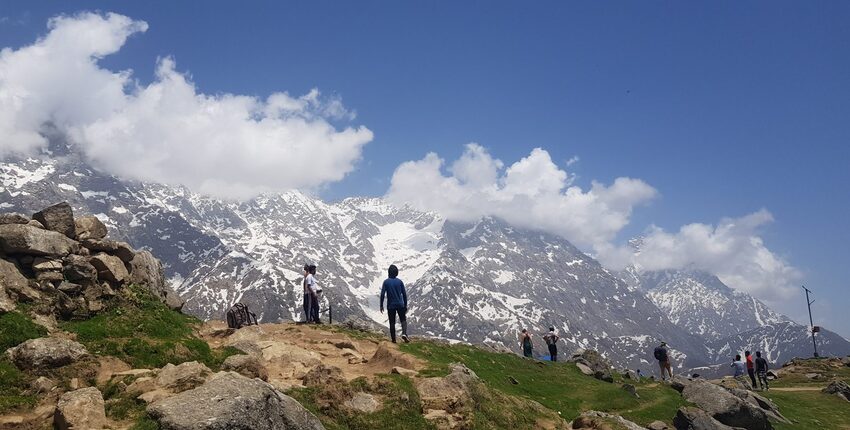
[0,310,46,413]
[401,341,686,427]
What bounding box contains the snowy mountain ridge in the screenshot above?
[2,150,849,375]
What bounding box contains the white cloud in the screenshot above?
[386,144,658,249]
[0,12,372,199]
[599,209,802,299]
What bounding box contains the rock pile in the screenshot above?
[0,202,183,321]
[568,349,614,383]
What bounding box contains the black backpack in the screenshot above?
[226,303,258,329]
[654,346,667,361]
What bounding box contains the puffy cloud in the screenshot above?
[599,210,802,299]
[386,144,658,249]
[0,12,372,199]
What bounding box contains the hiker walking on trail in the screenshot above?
[745,350,757,389]
[380,264,409,343]
[305,264,322,324]
[654,342,673,381]
[543,327,560,361]
[519,329,533,358]
[755,351,770,391]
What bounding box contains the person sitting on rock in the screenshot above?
[519,329,533,358]
[755,351,770,391]
[379,264,409,343]
[543,326,560,361]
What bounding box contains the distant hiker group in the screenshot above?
[653,341,771,391]
[518,326,561,361]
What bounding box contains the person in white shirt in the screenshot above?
[302,264,312,323]
[305,264,322,323]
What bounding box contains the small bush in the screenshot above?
[0,357,36,413]
[0,311,47,351]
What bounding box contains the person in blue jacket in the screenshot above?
[380,264,409,343]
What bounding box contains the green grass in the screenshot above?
[400,341,687,427]
[0,310,47,351]
[62,285,239,369]
[770,390,850,430]
[0,357,36,413]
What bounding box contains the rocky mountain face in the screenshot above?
[3,148,848,374]
[631,269,850,369]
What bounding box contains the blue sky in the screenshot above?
[1,1,848,336]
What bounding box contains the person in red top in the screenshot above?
[745,350,756,389]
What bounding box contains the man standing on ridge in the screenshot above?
[654,342,673,381]
[519,329,533,358]
[543,326,560,361]
[745,350,757,389]
[302,264,312,323]
[380,264,409,343]
[305,264,321,324]
[755,351,770,391]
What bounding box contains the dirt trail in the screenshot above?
[769,386,824,392]
[201,321,425,391]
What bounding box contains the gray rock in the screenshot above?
[27,219,45,229]
[32,257,63,271]
[222,354,268,381]
[54,387,107,430]
[573,411,645,430]
[670,377,692,393]
[148,372,325,430]
[32,202,76,238]
[81,239,135,263]
[6,337,89,371]
[647,420,670,430]
[164,285,185,311]
[0,258,29,312]
[673,407,739,430]
[0,213,29,225]
[90,253,129,283]
[621,383,639,398]
[0,224,78,256]
[841,356,850,367]
[569,349,614,383]
[344,392,380,413]
[63,254,98,284]
[724,387,790,423]
[682,381,772,430]
[156,361,212,392]
[129,250,168,299]
[823,379,850,401]
[35,270,64,283]
[58,281,84,294]
[74,215,107,240]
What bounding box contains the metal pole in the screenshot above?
[803,286,819,358]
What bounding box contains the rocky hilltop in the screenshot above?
[1,207,850,429]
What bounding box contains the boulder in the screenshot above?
[0,224,78,256]
[647,420,670,430]
[6,337,89,370]
[673,407,739,430]
[823,379,850,401]
[32,257,63,271]
[416,363,479,413]
[670,377,692,393]
[343,392,380,413]
[0,213,29,225]
[302,363,345,387]
[156,361,212,392]
[222,354,268,381]
[724,387,790,423]
[81,238,135,263]
[622,369,639,380]
[391,366,419,377]
[129,250,168,298]
[63,254,98,284]
[27,219,45,229]
[621,383,639,398]
[32,376,56,393]
[32,202,76,238]
[54,387,107,430]
[90,253,129,283]
[842,356,850,367]
[681,381,772,430]
[58,281,84,295]
[0,258,29,312]
[56,292,87,320]
[74,216,107,240]
[569,349,614,383]
[148,372,325,430]
[164,285,185,311]
[35,270,64,283]
[572,411,644,430]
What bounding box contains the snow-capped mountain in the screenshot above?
[631,269,850,368]
[3,146,847,373]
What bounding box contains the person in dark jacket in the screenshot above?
[755,351,770,391]
[654,342,673,381]
[380,264,409,343]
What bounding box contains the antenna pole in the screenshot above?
[802,286,819,358]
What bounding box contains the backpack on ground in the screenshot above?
[226,303,258,329]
